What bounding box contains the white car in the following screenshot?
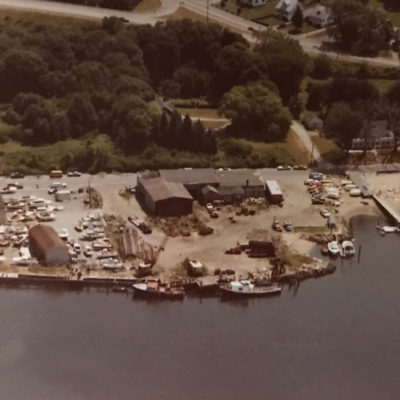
[320,209,330,218]
[277,165,292,171]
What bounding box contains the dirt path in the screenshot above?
[291,121,322,163]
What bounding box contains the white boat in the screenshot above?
[219,280,282,297]
[327,241,340,257]
[376,225,399,234]
[342,240,355,257]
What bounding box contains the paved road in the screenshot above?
[0,0,397,68]
[0,0,179,24]
[290,121,322,163]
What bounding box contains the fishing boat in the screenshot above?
[342,240,355,257]
[219,280,282,297]
[132,280,185,300]
[327,241,340,257]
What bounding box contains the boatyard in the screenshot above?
[0,166,393,298]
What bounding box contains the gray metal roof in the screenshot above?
[216,170,263,187]
[141,177,193,202]
[159,168,218,185]
[266,180,282,196]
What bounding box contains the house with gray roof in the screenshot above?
[276,0,300,21]
[304,5,333,28]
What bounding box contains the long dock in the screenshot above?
[373,196,400,226]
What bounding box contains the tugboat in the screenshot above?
[219,280,282,297]
[132,280,185,300]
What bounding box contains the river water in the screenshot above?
[0,215,399,400]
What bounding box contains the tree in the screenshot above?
[220,82,291,142]
[324,102,362,150]
[288,94,303,119]
[254,31,308,102]
[67,94,98,138]
[311,55,332,80]
[292,5,303,31]
[328,0,393,56]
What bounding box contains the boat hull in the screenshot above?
[220,285,282,297]
[132,284,185,300]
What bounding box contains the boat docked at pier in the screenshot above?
[132,280,185,300]
[341,240,355,257]
[327,241,340,257]
[219,280,282,297]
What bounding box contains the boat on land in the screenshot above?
[376,225,399,235]
[341,240,355,257]
[327,241,340,257]
[132,281,185,300]
[219,280,282,297]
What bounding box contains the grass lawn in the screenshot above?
[133,0,161,13]
[311,135,340,156]
[176,108,221,119]
[370,78,397,93]
[0,9,98,27]
[235,130,310,165]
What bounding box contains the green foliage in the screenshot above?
[310,55,332,80]
[328,0,394,56]
[254,31,308,102]
[220,82,291,141]
[324,102,362,149]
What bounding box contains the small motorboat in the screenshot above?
[327,241,340,257]
[219,280,282,297]
[342,240,355,257]
[133,281,185,300]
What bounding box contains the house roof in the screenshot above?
[359,120,394,139]
[159,168,218,186]
[276,0,299,12]
[218,185,245,196]
[29,224,67,253]
[201,185,220,195]
[303,113,323,125]
[141,177,193,202]
[216,170,263,187]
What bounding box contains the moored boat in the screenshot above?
[133,280,185,300]
[219,280,282,297]
[327,241,340,257]
[342,240,355,257]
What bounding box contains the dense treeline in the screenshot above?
[47,0,140,11]
[0,16,308,156]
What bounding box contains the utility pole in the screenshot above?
[310,143,314,166]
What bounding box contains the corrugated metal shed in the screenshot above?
[266,180,282,196]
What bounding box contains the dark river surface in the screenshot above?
[0,215,399,400]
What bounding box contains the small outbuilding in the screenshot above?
[28,224,69,265]
[265,180,283,204]
[201,185,244,204]
[137,177,193,217]
[303,114,323,131]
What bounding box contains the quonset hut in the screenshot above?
[28,224,69,265]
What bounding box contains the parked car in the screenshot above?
[73,242,81,253]
[67,171,81,177]
[277,165,292,171]
[293,165,307,170]
[320,209,331,218]
[283,221,293,231]
[9,171,24,179]
[312,197,325,205]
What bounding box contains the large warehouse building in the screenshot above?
[159,168,219,198]
[137,176,193,217]
[28,224,69,265]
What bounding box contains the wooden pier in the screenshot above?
[373,195,400,226]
